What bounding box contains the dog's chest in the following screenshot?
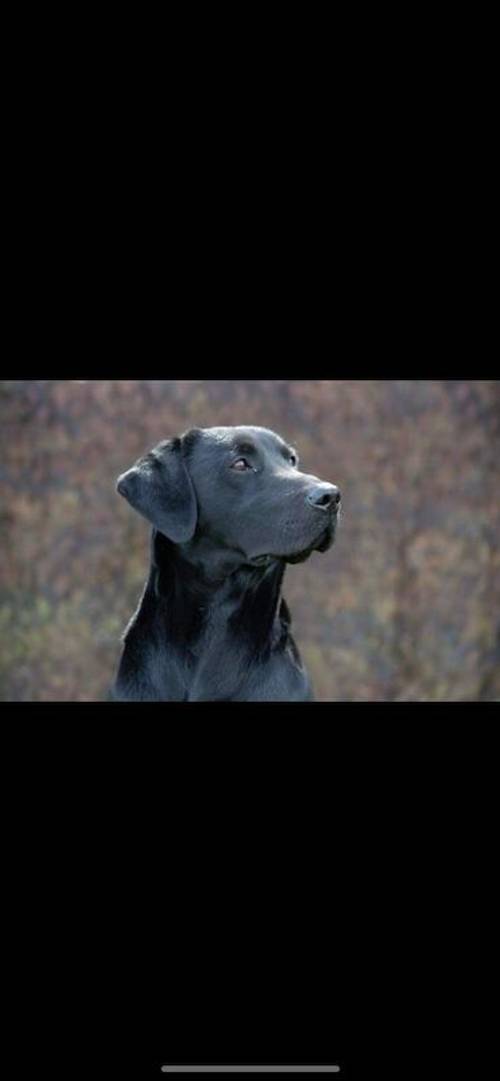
[180,609,248,700]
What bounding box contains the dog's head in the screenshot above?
[117,425,341,567]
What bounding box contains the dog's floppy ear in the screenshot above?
[116,437,197,543]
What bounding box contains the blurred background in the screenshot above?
[1,379,499,701]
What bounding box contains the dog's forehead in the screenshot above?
[201,425,287,451]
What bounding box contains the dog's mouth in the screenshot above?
[315,520,335,552]
[250,520,336,567]
[283,522,335,563]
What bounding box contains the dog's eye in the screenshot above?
[231,457,251,471]
[289,453,298,466]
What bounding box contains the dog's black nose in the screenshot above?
[306,483,341,510]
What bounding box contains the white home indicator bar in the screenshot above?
[161,1069,340,1074]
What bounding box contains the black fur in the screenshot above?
[112,425,340,701]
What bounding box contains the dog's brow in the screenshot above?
[233,441,256,456]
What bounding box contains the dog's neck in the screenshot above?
[149,528,288,655]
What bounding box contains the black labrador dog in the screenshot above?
[112,426,341,701]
